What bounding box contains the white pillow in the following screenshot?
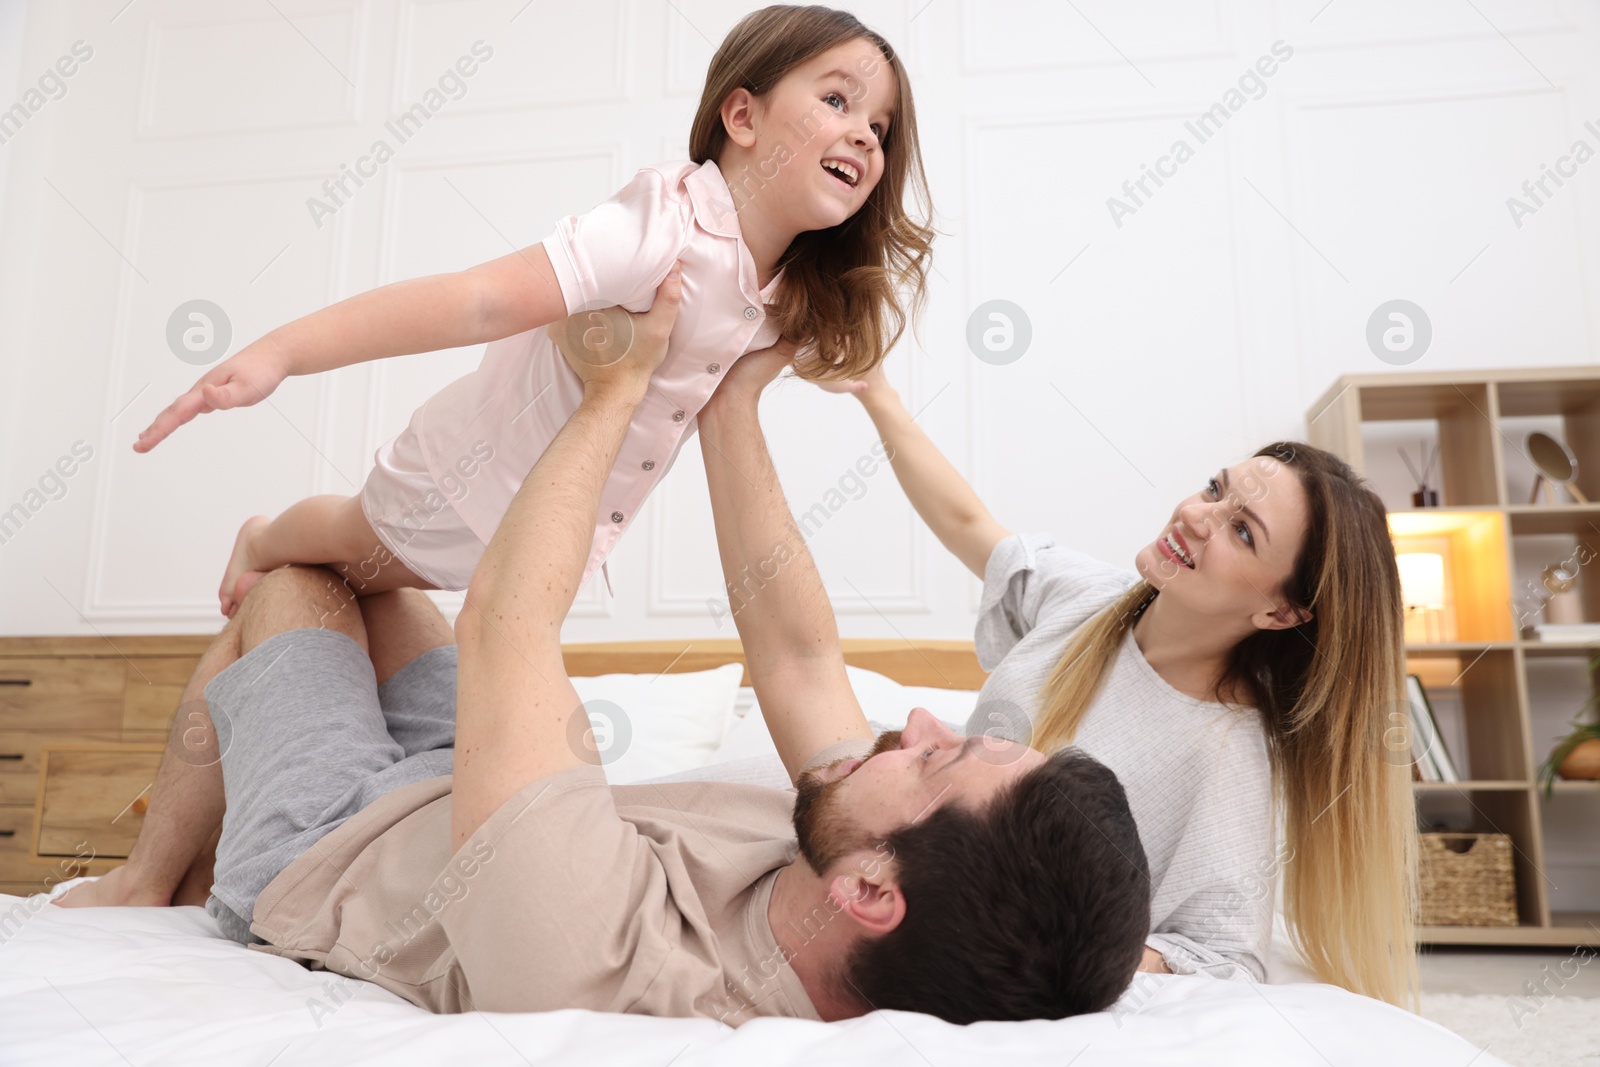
[710,666,980,766]
[841,665,982,727]
[570,663,744,784]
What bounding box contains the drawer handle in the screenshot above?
[0,830,14,838]
[0,679,32,687]
[0,754,21,761]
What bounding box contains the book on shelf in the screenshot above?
[1532,623,1600,644]
[1407,674,1459,783]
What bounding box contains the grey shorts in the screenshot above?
[202,628,458,944]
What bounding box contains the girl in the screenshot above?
[133,5,934,616]
[822,363,1418,1005]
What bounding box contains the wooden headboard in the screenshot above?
[561,639,987,691]
[0,635,987,692]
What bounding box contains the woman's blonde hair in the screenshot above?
[689,4,935,381]
[1032,442,1418,1007]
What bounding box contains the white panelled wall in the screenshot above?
[0,0,1597,643]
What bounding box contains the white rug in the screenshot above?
[1420,993,1600,1067]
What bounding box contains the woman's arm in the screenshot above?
[134,243,568,451]
[850,368,1012,579]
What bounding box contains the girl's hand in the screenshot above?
[134,343,291,452]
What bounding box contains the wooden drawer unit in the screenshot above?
[0,658,126,731]
[0,803,99,889]
[0,804,34,868]
[122,657,201,732]
[0,635,212,884]
[0,730,127,806]
[37,745,163,858]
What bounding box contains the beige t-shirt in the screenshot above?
[248,766,821,1023]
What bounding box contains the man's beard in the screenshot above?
[791,730,901,875]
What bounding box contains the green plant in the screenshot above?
[1538,654,1600,796]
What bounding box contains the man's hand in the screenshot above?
[134,342,290,452]
[700,338,797,417]
[549,263,681,396]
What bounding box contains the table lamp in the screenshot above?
[1398,551,1446,644]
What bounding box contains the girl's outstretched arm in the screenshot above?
[134,243,568,452]
[833,366,1011,579]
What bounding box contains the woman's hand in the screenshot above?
[808,359,889,400]
[549,264,681,397]
[133,343,291,452]
[1137,946,1171,974]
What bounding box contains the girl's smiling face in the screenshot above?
[1133,456,1314,630]
[721,37,898,231]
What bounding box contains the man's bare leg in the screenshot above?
[362,588,455,688]
[171,824,223,907]
[57,565,367,907]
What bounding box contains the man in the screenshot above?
[61,272,1151,1024]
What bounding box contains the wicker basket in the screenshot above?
[1418,833,1518,927]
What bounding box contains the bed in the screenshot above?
[0,640,1501,1066]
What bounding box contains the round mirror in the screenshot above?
[1528,431,1578,484]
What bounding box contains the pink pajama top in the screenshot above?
[405,160,785,591]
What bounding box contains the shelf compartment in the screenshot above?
[1355,383,1502,507]
[1391,512,1514,643]
[1415,788,1547,928]
[1496,379,1600,505]
[1403,648,1528,782]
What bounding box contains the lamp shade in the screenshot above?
[1397,552,1446,610]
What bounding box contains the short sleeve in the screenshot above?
[437,765,718,1015]
[541,166,694,316]
[975,533,1136,670]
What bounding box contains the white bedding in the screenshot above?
[0,670,1503,1066]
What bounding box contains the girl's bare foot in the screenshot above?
[219,515,271,618]
[232,568,267,610]
[53,865,172,908]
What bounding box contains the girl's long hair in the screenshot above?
[689,5,934,380]
[1031,442,1418,1007]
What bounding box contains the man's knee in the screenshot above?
[238,565,365,652]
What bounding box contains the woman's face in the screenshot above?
[1133,456,1313,629]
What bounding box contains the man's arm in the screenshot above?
[450,267,680,852]
[697,348,874,782]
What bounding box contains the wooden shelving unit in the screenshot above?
[1308,366,1600,949]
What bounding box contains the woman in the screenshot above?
[822,364,1418,1006]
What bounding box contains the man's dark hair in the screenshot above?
[845,748,1150,1023]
